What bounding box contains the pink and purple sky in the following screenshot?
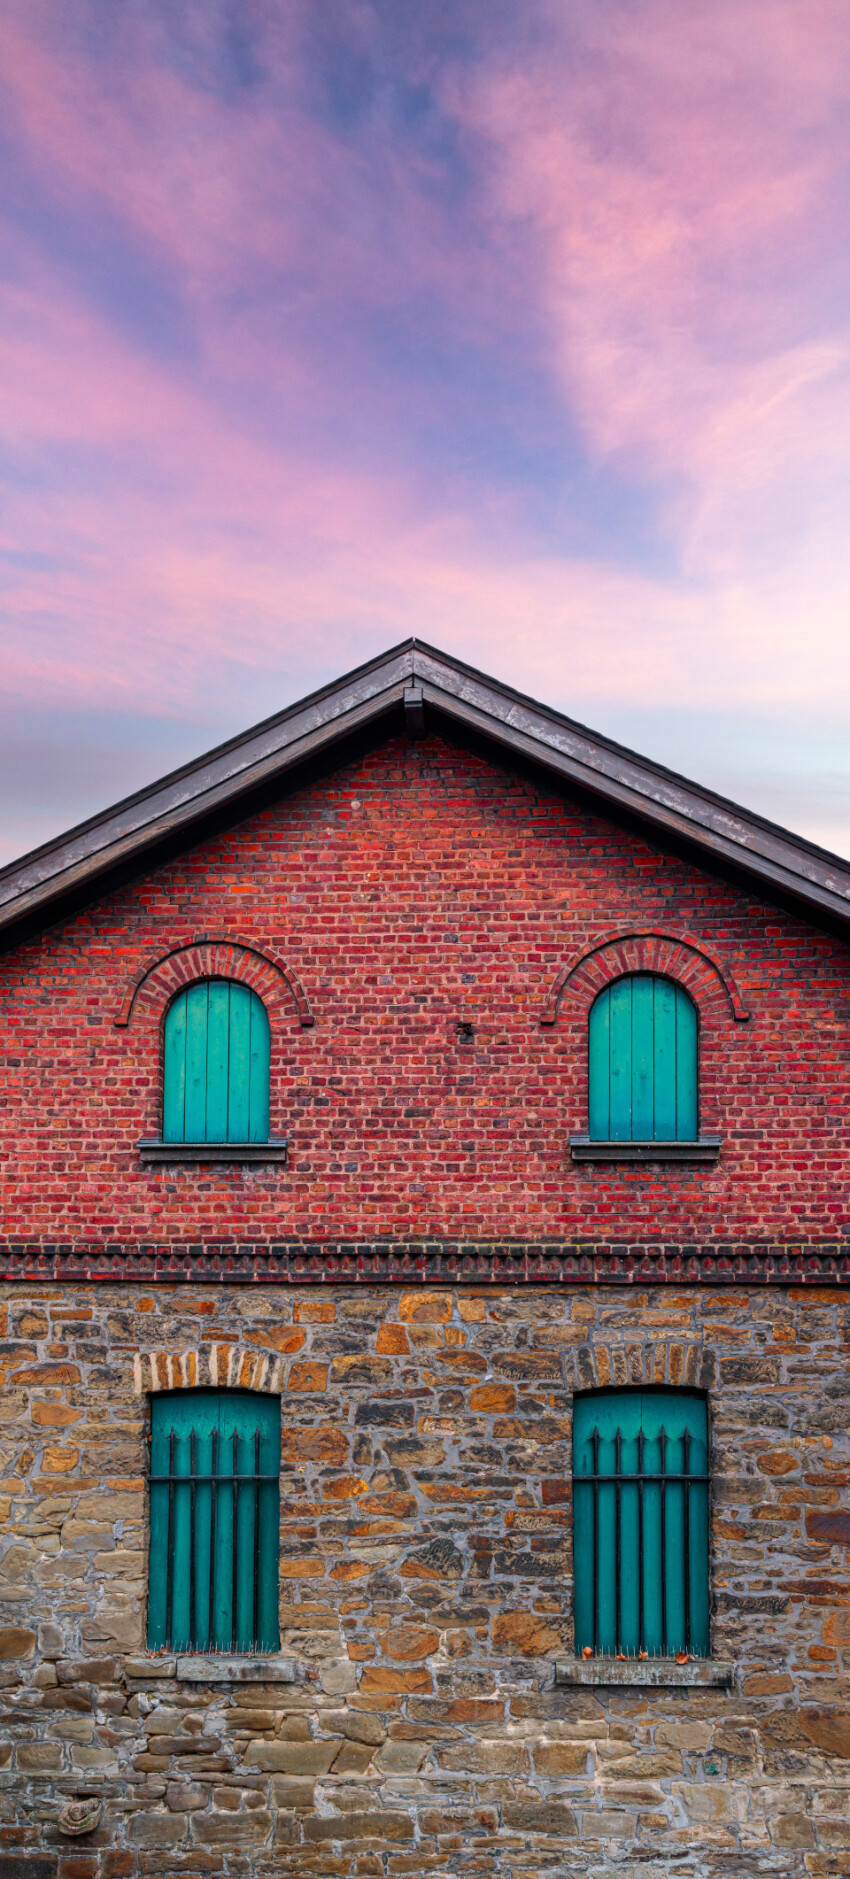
[3,0,850,865]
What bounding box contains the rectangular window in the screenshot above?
[148,1389,280,1653]
[573,1389,709,1657]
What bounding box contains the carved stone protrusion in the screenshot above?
[58,1798,103,1836]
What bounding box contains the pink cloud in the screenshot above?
[0,0,849,866]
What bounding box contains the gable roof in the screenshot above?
[2,638,850,942]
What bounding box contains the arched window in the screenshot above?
[588,974,697,1142]
[573,1388,710,1658]
[163,980,270,1144]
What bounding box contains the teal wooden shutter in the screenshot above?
[573,1390,710,1658]
[162,980,271,1142]
[588,975,698,1140]
[148,1389,280,1653]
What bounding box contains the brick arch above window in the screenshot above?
[134,1343,287,1396]
[115,938,314,1031]
[539,930,750,1028]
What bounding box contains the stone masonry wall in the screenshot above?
[0,1280,848,1879]
[2,731,850,1249]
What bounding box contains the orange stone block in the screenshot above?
[30,1402,82,1427]
[491,1611,560,1656]
[383,1624,440,1660]
[468,1385,516,1413]
[360,1666,432,1695]
[376,1325,410,1355]
[41,1446,78,1473]
[398,1293,452,1324]
[294,1300,336,1322]
[322,1475,369,1500]
[288,1361,329,1391]
[244,1328,306,1355]
[758,1450,799,1475]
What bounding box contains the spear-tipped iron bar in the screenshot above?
[166,1429,176,1649]
[614,1428,622,1656]
[660,1427,667,1656]
[591,1427,600,1654]
[209,1427,218,1651]
[683,1427,691,1649]
[231,1430,239,1651]
[637,1427,644,1654]
[253,1431,261,1648]
[189,1430,196,1648]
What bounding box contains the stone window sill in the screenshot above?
[137,1139,289,1165]
[569,1135,721,1164]
[124,1654,298,1683]
[555,1656,733,1689]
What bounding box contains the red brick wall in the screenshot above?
[1,730,849,1245]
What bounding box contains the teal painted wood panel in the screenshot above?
[587,985,610,1140]
[573,1389,709,1658]
[630,977,654,1140]
[608,978,633,1141]
[205,982,231,1143]
[162,980,271,1143]
[674,989,698,1140]
[652,978,678,1139]
[184,982,210,1143]
[248,992,271,1142]
[148,1389,280,1653]
[227,983,252,1143]
[588,975,698,1141]
[162,990,187,1142]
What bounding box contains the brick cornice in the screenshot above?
[0,1240,847,1285]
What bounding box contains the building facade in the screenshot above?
[0,642,848,1879]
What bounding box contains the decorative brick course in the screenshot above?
[1,1282,848,1878]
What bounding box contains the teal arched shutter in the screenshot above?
[573,1389,710,1658]
[163,980,271,1143]
[588,975,697,1141]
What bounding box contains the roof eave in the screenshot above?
[2,638,850,940]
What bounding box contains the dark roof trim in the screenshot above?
[2,638,850,937]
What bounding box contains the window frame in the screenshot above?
[147,1387,282,1657]
[570,971,721,1163]
[571,1384,713,1663]
[137,976,288,1163]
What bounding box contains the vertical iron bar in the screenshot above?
[189,1430,196,1650]
[683,1427,691,1651]
[231,1429,239,1651]
[253,1430,261,1649]
[659,1427,667,1656]
[614,1428,622,1655]
[592,1427,600,1654]
[166,1429,176,1649]
[209,1427,218,1652]
[637,1427,644,1655]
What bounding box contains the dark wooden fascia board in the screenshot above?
[2,636,850,941]
[0,650,415,929]
[410,652,850,926]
